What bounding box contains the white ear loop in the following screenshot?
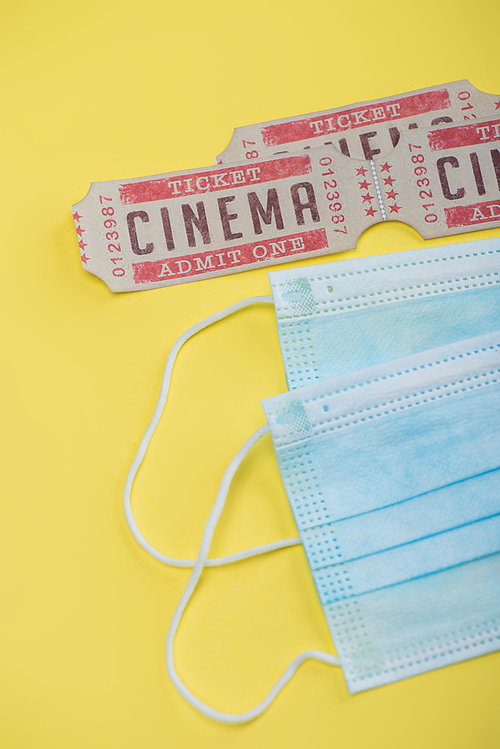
[166,423,341,723]
[123,295,300,567]
[122,296,340,722]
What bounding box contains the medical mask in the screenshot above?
[269,236,500,388]
[262,332,500,693]
[122,237,500,723]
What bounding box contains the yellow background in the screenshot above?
[1,1,499,746]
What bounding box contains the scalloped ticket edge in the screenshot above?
[216,80,500,164]
[71,116,500,292]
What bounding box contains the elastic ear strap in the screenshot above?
[166,424,341,723]
[122,295,301,567]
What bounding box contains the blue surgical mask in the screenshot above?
[124,237,500,722]
[262,331,500,693]
[268,237,500,388]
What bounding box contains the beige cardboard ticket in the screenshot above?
[217,80,500,163]
[72,117,500,292]
[370,116,500,236]
[72,149,372,291]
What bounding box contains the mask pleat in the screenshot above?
[302,467,500,568]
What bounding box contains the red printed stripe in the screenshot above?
[428,120,500,151]
[120,155,312,205]
[444,200,500,228]
[261,90,451,147]
[133,229,328,283]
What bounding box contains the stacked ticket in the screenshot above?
[217,80,499,163]
[72,80,500,291]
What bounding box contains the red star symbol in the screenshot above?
[362,192,375,203]
[386,189,399,201]
[358,179,371,190]
[78,238,87,250]
[365,206,377,218]
[356,166,368,177]
[81,252,90,264]
[383,175,396,186]
[380,162,392,173]
[389,203,402,214]
[72,211,82,222]
[495,100,500,110]
[75,225,85,237]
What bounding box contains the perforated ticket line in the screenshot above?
[369,160,387,221]
[71,117,500,292]
[217,80,500,164]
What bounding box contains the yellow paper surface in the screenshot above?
[1,1,499,747]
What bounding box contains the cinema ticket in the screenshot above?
[71,117,500,292]
[370,116,500,236]
[217,80,500,163]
